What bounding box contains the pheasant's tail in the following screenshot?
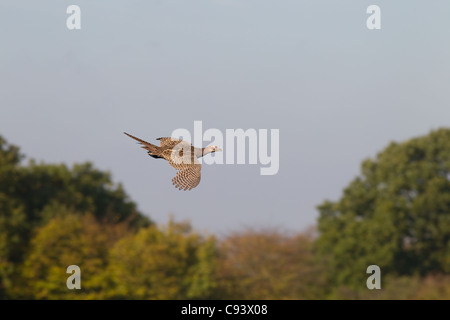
[124,132,161,157]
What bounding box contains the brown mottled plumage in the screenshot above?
[124,132,221,190]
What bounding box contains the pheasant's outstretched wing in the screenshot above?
[157,137,186,148]
[168,149,202,191]
[172,162,202,191]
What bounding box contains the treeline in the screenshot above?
[1,130,450,299]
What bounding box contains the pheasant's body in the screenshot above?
[124,132,221,190]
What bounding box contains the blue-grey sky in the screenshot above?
[1,1,450,235]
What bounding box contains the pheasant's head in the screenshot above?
[203,145,222,155]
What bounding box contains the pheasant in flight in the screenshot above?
[124,132,221,190]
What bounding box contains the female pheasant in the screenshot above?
[124,132,221,191]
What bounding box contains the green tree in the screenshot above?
[106,218,217,299]
[14,161,149,228]
[316,128,450,290]
[0,196,27,298]
[0,134,151,298]
[21,211,128,299]
[0,136,25,298]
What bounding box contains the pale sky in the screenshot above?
[1,1,450,235]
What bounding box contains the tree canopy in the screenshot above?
[316,128,450,290]
[1,130,450,299]
[0,135,150,298]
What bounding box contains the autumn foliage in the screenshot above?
[1,130,450,299]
